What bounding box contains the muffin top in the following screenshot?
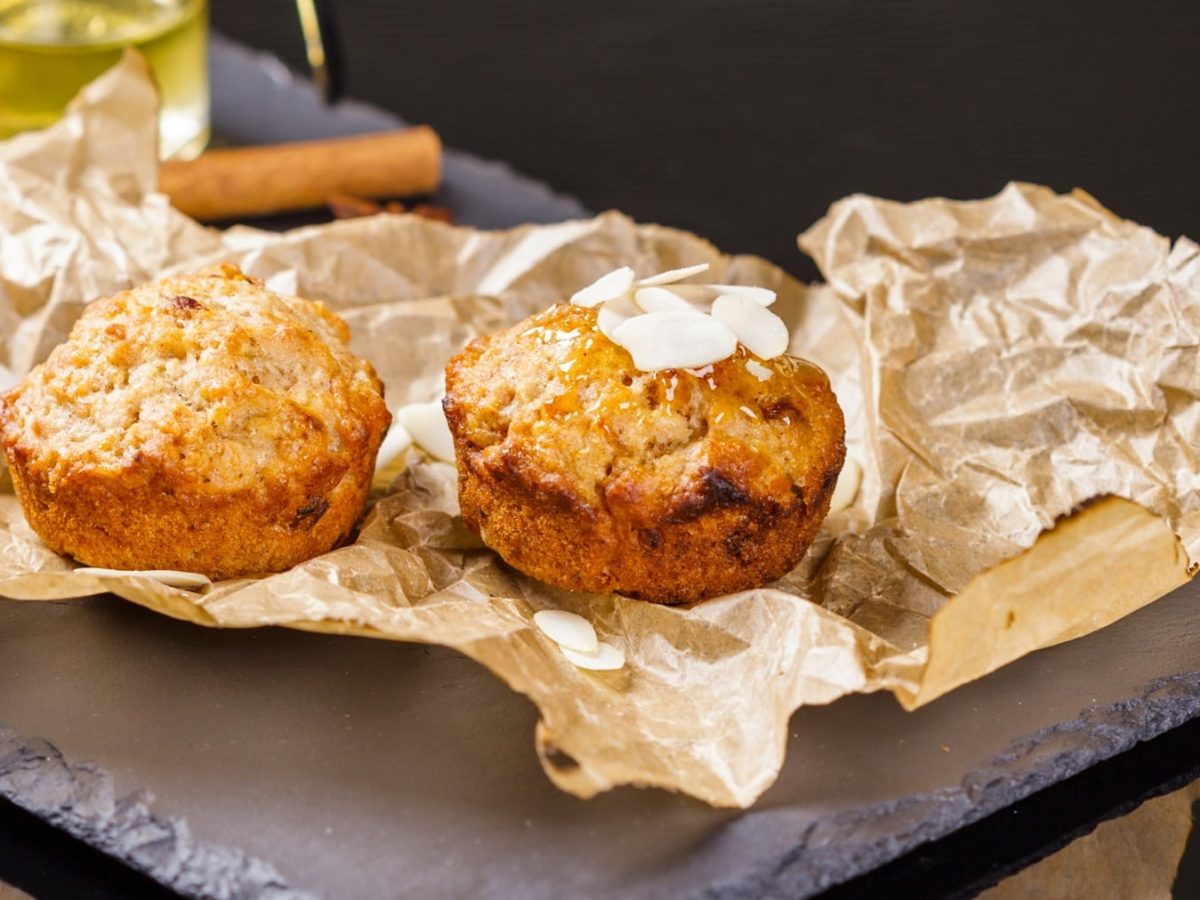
[444,302,844,528]
[0,264,388,495]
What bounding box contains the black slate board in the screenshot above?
[2,576,1199,898]
[2,34,1200,899]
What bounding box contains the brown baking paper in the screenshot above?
[1,55,1198,808]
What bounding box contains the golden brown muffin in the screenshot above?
[443,302,845,604]
[0,264,390,579]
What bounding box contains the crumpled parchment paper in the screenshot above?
[0,54,1195,808]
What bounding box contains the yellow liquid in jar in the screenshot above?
[0,0,208,159]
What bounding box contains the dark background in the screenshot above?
[212,0,1200,282]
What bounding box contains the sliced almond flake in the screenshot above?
[633,287,707,316]
[375,421,414,472]
[668,285,718,302]
[829,457,862,513]
[745,359,773,381]
[637,262,710,286]
[711,294,790,360]
[533,609,599,653]
[570,266,635,308]
[596,293,642,341]
[561,641,626,671]
[612,311,737,372]
[395,400,455,462]
[669,284,776,307]
[705,284,776,306]
[73,567,211,590]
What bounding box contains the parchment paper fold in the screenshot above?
[1,56,1195,807]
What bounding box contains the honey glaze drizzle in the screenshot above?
[569,263,789,372]
[530,306,818,437]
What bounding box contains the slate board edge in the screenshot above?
[0,724,313,900]
[2,671,1198,899]
[697,671,1200,900]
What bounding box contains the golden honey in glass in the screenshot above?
[0,0,208,159]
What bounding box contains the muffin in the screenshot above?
[0,264,390,579]
[443,299,845,604]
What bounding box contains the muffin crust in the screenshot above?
[0,264,390,578]
[444,303,845,604]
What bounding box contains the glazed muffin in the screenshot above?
[443,301,845,604]
[0,264,390,579]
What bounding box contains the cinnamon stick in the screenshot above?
[327,191,383,218]
[326,193,454,224]
[159,127,442,221]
